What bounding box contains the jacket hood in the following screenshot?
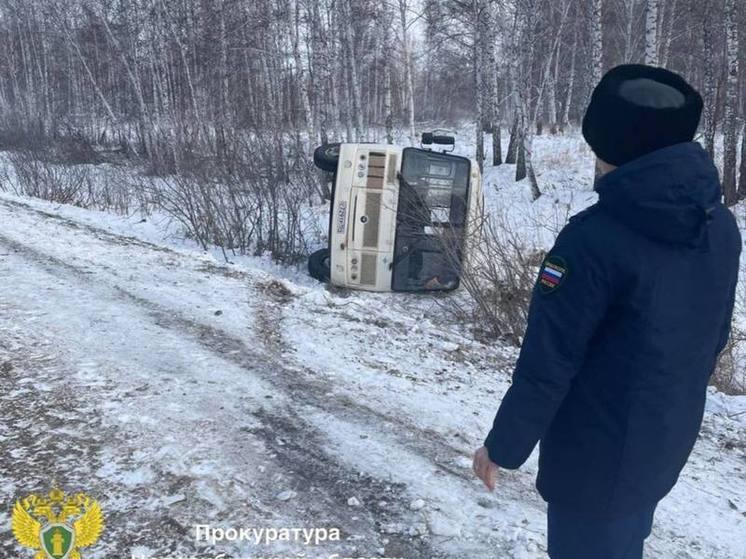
[594,142,721,246]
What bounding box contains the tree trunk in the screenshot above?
[525,132,541,200]
[515,121,526,181]
[659,0,677,67]
[474,0,490,172]
[590,0,603,180]
[399,0,416,145]
[342,0,363,141]
[738,122,746,197]
[560,26,578,133]
[506,115,519,164]
[723,0,739,204]
[310,1,330,145]
[488,0,503,164]
[492,69,502,165]
[622,0,636,62]
[292,0,314,151]
[590,0,603,87]
[645,0,659,65]
[701,5,717,159]
[475,48,485,171]
[547,48,559,134]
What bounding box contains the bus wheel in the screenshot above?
[308,248,331,282]
[313,143,341,172]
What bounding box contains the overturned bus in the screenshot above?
[309,133,483,293]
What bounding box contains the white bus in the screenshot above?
[309,133,483,292]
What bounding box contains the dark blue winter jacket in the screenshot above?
[484,142,741,517]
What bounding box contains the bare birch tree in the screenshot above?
[644,0,659,65]
[722,0,739,204]
[398,0,416,146]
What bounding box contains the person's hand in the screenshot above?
[472,446,498,491]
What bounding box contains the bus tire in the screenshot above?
[308,248,331,282]
[313,143,341,172]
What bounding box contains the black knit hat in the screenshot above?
[582,64,703,166]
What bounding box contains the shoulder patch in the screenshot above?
[538,255,568,294]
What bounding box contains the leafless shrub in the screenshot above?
[710,205,746,395]
[714,327,746,395]
[434,197,571,344]
[1,122,323,264]
[148,132,319,263]
[713,274,746,395]
[83,165,150,215]
[6,150,90,205]
[2,149,144,214]
[452,212,545,343]
[0,118,101,166]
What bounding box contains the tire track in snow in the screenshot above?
[0,301,240,557]
[0,197,478,480]
[0,228,443,557]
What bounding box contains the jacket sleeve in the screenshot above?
[483,222,616,469]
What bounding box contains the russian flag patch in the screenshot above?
[538,255,568,293]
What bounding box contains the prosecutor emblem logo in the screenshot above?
[538,255,568,293]
[11,487,104,559]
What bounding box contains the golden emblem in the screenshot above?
[11,487,104,559]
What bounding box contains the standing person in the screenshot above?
[472,65,741,558]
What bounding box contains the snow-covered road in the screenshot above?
[1,194,744,559]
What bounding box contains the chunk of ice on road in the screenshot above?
[428,513,462,537]
[276,490,297,501]
[409,498,425,511]
[162,494,186,506]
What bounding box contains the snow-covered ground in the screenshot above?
[0,132,745,559]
